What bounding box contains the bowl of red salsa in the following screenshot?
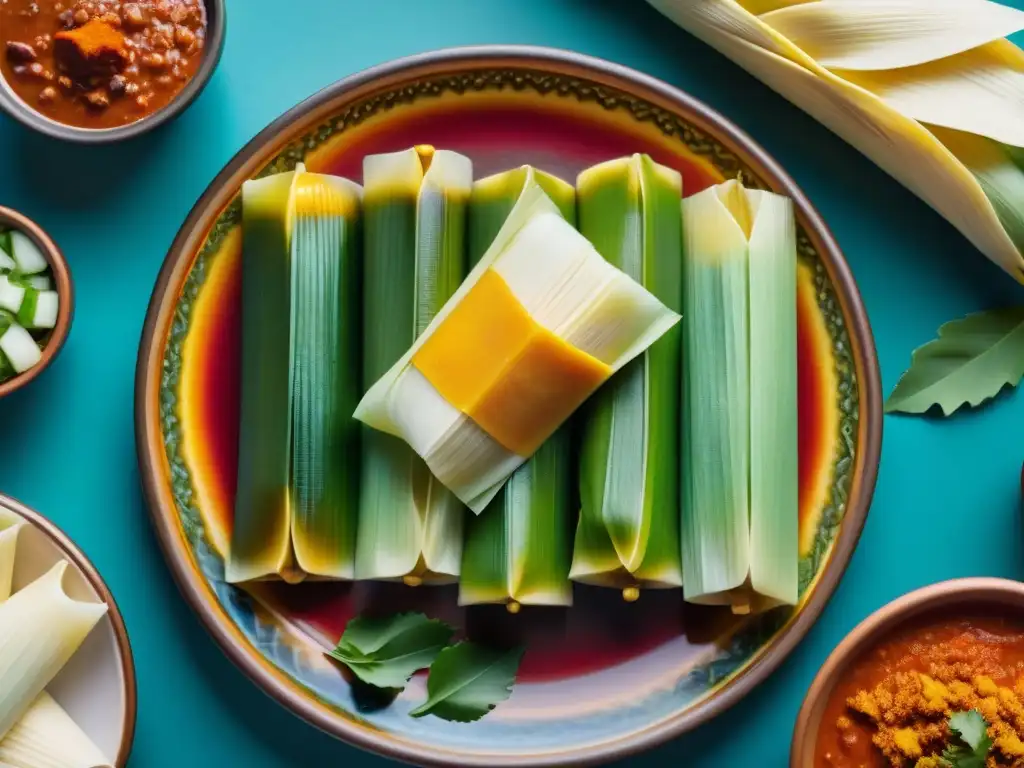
[0,0,224,142]
[792,579,1024,768]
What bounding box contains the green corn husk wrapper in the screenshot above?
[570,154,684,599]
[680,179,798,615]
[458,166,577,611]
[355,146,471,585]
[228,164,362,584]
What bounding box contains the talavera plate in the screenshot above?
[135,46,882,767]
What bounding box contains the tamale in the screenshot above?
[680,179,798,614]
[355,146,471,585]
[353,179,681,514]
[459,166,576,610]
[227,164,362,583]
[571,154,684,597]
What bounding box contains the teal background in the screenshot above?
[0,0,1022,765]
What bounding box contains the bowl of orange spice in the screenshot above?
[0,0,225,142]
[792,579,1024,768]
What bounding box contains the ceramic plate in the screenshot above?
[1,495,136,766]
[135,46,882,767]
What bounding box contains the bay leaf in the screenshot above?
[409,642,524,723]
[326,612,454,690]
[886,307,1024,416]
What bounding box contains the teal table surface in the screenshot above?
[1,1,1023,765]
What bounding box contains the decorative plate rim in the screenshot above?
[1,493,137,767]
[134,45,882,767]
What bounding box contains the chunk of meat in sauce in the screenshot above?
[53,19,128,78]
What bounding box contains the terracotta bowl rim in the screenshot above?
[1,492,138,767]
[0,0,225,145]
[0,206,73,398]
[135,44,884,767]
[790,577,1024,767]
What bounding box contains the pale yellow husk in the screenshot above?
[0,508,20,602]
[646,0,1024,281]
[0,692,112,768]
[0,563,107,741]
[0,543,111,766]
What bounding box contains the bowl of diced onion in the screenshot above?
[0,207,73,398]
[0,494,136,766]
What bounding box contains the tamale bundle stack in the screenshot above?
[228,164,362,584]
[355,146,472,585]
[571,154,684,599]
[459,166,577,611]
[680,179,798,614]
[353,180,681,517]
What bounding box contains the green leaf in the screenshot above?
[941,710,993,768]
[886,308,1024,416]
[326,612,455,690]
[409,642,524,722]
[950,710,991,753]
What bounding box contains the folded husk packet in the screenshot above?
[353,180,681,513]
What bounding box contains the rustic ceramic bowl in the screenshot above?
[790,578,1024,767]
[0,0,225,144]
[136,46,883,767]
[1,494,137,766]
[0,207,73,398]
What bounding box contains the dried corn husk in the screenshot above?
[647,0,1024,281]
[459,166,577,610]
[228,164,362,584]
[355,146,471,585]
[571,154,684,596]
[680,179,799,614]
[354,180,681,514]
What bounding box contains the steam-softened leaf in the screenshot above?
[326,612,455,690]
[886,308,1024,416]
[409,642,524,722]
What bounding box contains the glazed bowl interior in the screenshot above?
[2,495,136,766]
[791,578,1024,767]
[0,206,73,398]
[0,0,225,144]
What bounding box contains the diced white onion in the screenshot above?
[27,292,58,330]
[0,324,40,374]
[0,277,26,314]
[10,232,48,276]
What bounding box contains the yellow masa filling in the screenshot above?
[412,269,611,456]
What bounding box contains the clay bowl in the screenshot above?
[0,0,225,144]
[0,206,73,398]
[790,578,1024,767]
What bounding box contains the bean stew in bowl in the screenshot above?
[792,580,1024,768]
[0,0,224,141]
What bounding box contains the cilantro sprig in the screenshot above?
[919,710,994,768]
